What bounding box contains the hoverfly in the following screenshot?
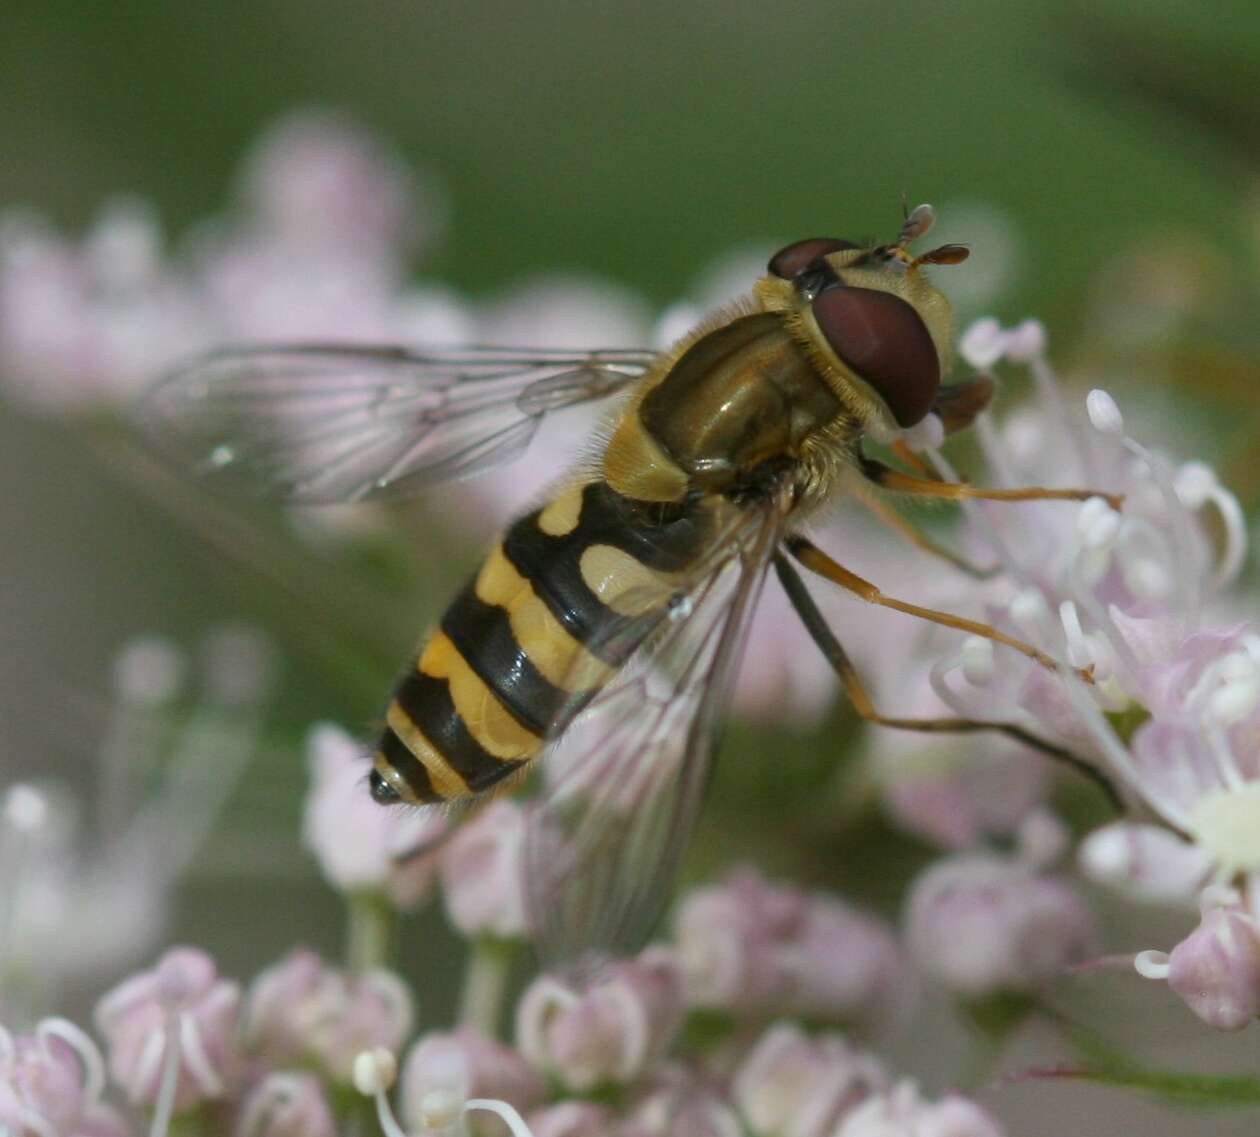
[138,205,1118,969]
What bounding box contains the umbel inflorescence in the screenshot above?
[2,110,1258,1136]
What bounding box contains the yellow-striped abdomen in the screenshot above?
[372,479,707,804]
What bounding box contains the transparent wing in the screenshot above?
[523,483,791,973]
[135,344,654,503]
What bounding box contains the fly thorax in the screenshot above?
[636,313,841,495]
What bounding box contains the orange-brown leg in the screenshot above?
[772,553,1120,808]
[890,439,936,479]
[855,487,999,580]
[784,534,1090,680]
[860,456,1124,511]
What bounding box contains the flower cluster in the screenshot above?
[1,955,1004,1137]
[6,105,1260,1137]
[0,626,273,1022]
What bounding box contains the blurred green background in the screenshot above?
[4,1,1260,1128]
[5,0,1260,316]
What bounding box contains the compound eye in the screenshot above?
[812,287,940,427]
[368,767,401,805]
[767,237,858,280]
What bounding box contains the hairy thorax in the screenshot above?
[601,309,858,507]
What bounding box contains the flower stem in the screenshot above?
[346,890,395,975]
[457,937,516,1039]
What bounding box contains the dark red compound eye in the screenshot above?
[812,287,940,427]
[767,237,858,280]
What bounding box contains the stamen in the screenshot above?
[37,1017,107,1104]
[1133,950,1170,980]
[958,318,1006,370]
[1001,319,1046,363]
[149,1017,182,1137]
[466,1099,539,1137]
[960,637,995,686]
[1086,389,1124,435]
[900,412,944,453]
[1120,438,1202,620]
[1076,497,1121,550]
[1010,589,1053,644]
[1174,462,1248,587]
[1059,602,1093,670]
[177,1010,224,1096]
[353,1049,408,1137]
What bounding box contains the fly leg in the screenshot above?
[854,487,1000,580]
[772,552,1120,808]
[784,534,1087,680]
[860,456,1123,511]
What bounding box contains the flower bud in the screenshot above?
[731,1022,885,1137]
[1085,388,1123,435]
[399,1028,544,1135]
[835,1080,1005,1137]
[244,949,413,1081]
[781,895,911,1030]
[673,869,807,1012]
[236,1072,336,1137]
[625,1082,743,1137]
[1001,319,1046,362]
[526,1102,616,1137]
[0,1018,130,1136]
[516,949,683,1092]
[1077,821,1210,905]
[957,318,1006,370]
[303,723,447,908]
[904,853,1094,996]
[439,800,529,939]
[94,946,242,1110]
[240,108,425,255]
[1162,889,1260,1031]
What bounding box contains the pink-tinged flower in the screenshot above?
[867,659,1050,851]
[515,949,683,1092]
[783,893,912,1031]
[439,799,529,940]
[94,946,242,1111]
[730,1022,885,1137]
[0,202,206,410]
[244,949,413,1081]
[399,1028,545,1136]
[1120,628,1260,880]
[302,723,447,908]
[673,869,808,1012]
[236,107,440,262]
[525,1102,615,1137]
[235,1072,336,1137]
[673,869,904,1028]
[903,849,1094,997]
[2,629,273,1018]
[833,1080,1005,1137]
[1135,886,1260,1031]
[0,1017,131,1137]
[916,324,1255,885]
[623,1077,743,1137]
[1077,821,1212,906]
